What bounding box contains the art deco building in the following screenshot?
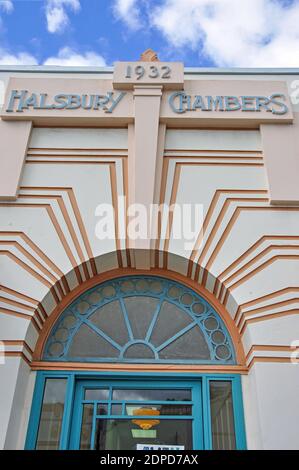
[0,51,299,450]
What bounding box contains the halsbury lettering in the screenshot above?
[6,90,126,113]
[169,92,289,115]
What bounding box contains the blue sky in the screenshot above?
[0,0,299,67]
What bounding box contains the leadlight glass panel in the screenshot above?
[89,300,129,346]
[124,296,159,339]
[68,323,119,358]
[150,301,192,347]
[159,326,210,360]
[124,343,156,359]
[43,276,235,364]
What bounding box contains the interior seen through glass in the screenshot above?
[79,386,193,450]
[94,419,193,451]
[34,378,240,450]
[35,379,67,450]
[210,381,236,450]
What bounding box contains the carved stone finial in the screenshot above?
[140,49,160,62]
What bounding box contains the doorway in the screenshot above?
[26,276,246,450]
[26,372,246,450]
[69,379,202,450]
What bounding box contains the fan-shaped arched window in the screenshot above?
[44,276,235,364]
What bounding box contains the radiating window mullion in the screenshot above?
[82,318,122,351]
[145,297,164,342]
[156,321,197,352]
[43,276,235,364]
[119,296,134,341]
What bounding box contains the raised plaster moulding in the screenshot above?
[140,49,160,62]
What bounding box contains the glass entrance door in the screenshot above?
[69,380,203,450]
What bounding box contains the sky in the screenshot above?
[0,0,299,67]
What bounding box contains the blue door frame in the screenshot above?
[70,379,202,450]
[25,371,247,450]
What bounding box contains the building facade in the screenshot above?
[0,55,299,450]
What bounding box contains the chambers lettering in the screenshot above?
[6,90,126,113]
[169,92,289,115]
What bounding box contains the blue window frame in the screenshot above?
[43,276,235,365]
[27,276,246,450]
[25,372,247,450]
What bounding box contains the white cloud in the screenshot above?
[0,1,13,13]
[46,0,80,33]
[0,49,38,65]
[150,0,299,67]
[0,47,106,67]
[0,0,13,28]
[43,47,107,66]
[113,0,141,30]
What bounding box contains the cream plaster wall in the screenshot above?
[243,364,299,449]
[0,66,299,450]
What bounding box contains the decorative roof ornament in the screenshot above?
[140,49,160,62]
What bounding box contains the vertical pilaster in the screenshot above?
[261,119,299,205]
[0,120,32,200]
[129,86,164,269]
